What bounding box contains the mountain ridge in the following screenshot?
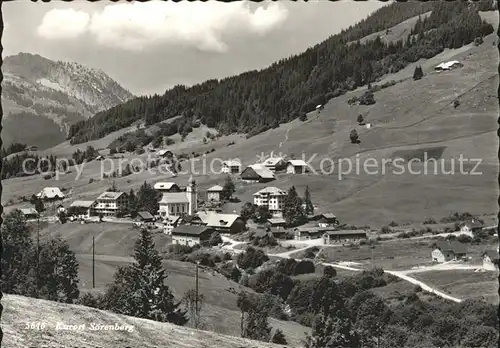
[2,52,134,149]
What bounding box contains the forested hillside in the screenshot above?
[67,1,495,145]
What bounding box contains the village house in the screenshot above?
[482,250,499,271]
[158,177,197,220]
[323,230,367,244]
[241,164,276,183]
[207,185,224,202]
[171,225,214,247]
[197,211,246,234]
[286,160,310,174]
[459,219,484,237]
[163,215,182,235]
[262,157,287,172]
[19,207,39,220]
[293,226,328,240]
[69,200,96,218]
[431,241,467,263]
[309,213,339,228]
[265,226,288,240]
[136,211,155,223]
[157,149,173,158]
[36,187,65,201]
[266,217,287,227]
[253,187,287,217]
[222,160,242,174]
[94,192,129,217]
[154,182,182,192]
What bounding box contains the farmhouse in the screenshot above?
[158,177,197,219]
[95,155,104,161]
[36,187,64,201]
[69,200,96,218]
[137,211,155,223]
[171,225,214,247]
[262,157,287,172]
[434,60,463,71]
[19,208,39,220]
[323,230,367,244]
[286,160,310,174]
[431,241,467,263]
[154,182,181,192]
[313,213,339,227]
[207,185,224,202]
[197,211,246,234]
[266,217,286,227]
[241,164,275,183]
[482,250,499,271]
[293,225,330,240]
[253,187,287,217]
[267,226,288,239]
[222,160,242,174]
[459,219,483,236]
[94,192,129,217]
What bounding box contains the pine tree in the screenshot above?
[271,329,288,345]
[137,181,160,215]
[222,175,235,201]
[282,186,305,226]
[128,189,138,217]
[413,65,424,80]
[244,299,271,342]
[304,186,314,216]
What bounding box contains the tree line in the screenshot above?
[67,2,494,145]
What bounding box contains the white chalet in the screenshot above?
[94,192,128,217]
[222,160,242,174]
[286,160,310,174]
[36,187,64,201]
[253,186,287,217]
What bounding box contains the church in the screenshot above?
[157,177,198,220]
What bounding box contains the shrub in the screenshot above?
[453,99,460,108]
[474,36,484,46]
[457,234,472,243]
[299,112,307,122]
[389,221,399,227]
[293,260,315,275]
[423,217,437,225]
[359,90,375,105]
[380,226,391,234]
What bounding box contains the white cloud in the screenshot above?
[37,9,90,39]
[36,1,288,52]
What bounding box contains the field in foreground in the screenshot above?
[2,294,285,348]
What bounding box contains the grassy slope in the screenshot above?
[36,222,310,346]
[2,294,285,348]
[5,16,498,227]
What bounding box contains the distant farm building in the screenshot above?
[171,225,214,247]
[253,186,287,217]
[482,250,499,271]
[431,241,467,263]
[435,60,463,71]
[323,230,367,244]
[19,208,39,220]
[36,187,65,201]
[459,219,484,237]
[311,213,339,227]
[261,157,287,172]
[136,211,155,223]
[207,185,224,202]
[94,191,129,217]
[293,226,329,240]
[286,160,310,174]
[163,215,181,235]
[154,182,181,193]
[316,104,324,111]
[95,155,105,161]
[266,217,287,227]
[241,164,275,183]
[222,160,242,174]
[69,200,96,218]
[157,149,173,158]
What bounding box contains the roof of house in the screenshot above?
[159,192,189,204]
[164,215,182,224]
[37,187,64,199]
[287,159,308,167]
[324,230,367,236]
[435,241,467,254]
[223,160,241,167]
[247,164,275,179]
[269,227,287,234]
[483,250,499,261]
[157,149,173,156]
[197,211,241,228]
[20,208,39,216]
[70,200,96,208]
[97,191,126,200]
[154,182,179,190]
[137,211,154,220]
[253,186,287,196]
[436,60,461,70]
[294,226,333,234]
[267,217,286,225]
[208,185,224,192]
[171,225,212,236]
[263,157,285,166]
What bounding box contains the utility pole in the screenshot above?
[92,236,95,289]
[36,216,40,296]
[195,260,200,328]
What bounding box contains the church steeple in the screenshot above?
[186,175,197,215]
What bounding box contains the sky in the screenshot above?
[3,1,387,96]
